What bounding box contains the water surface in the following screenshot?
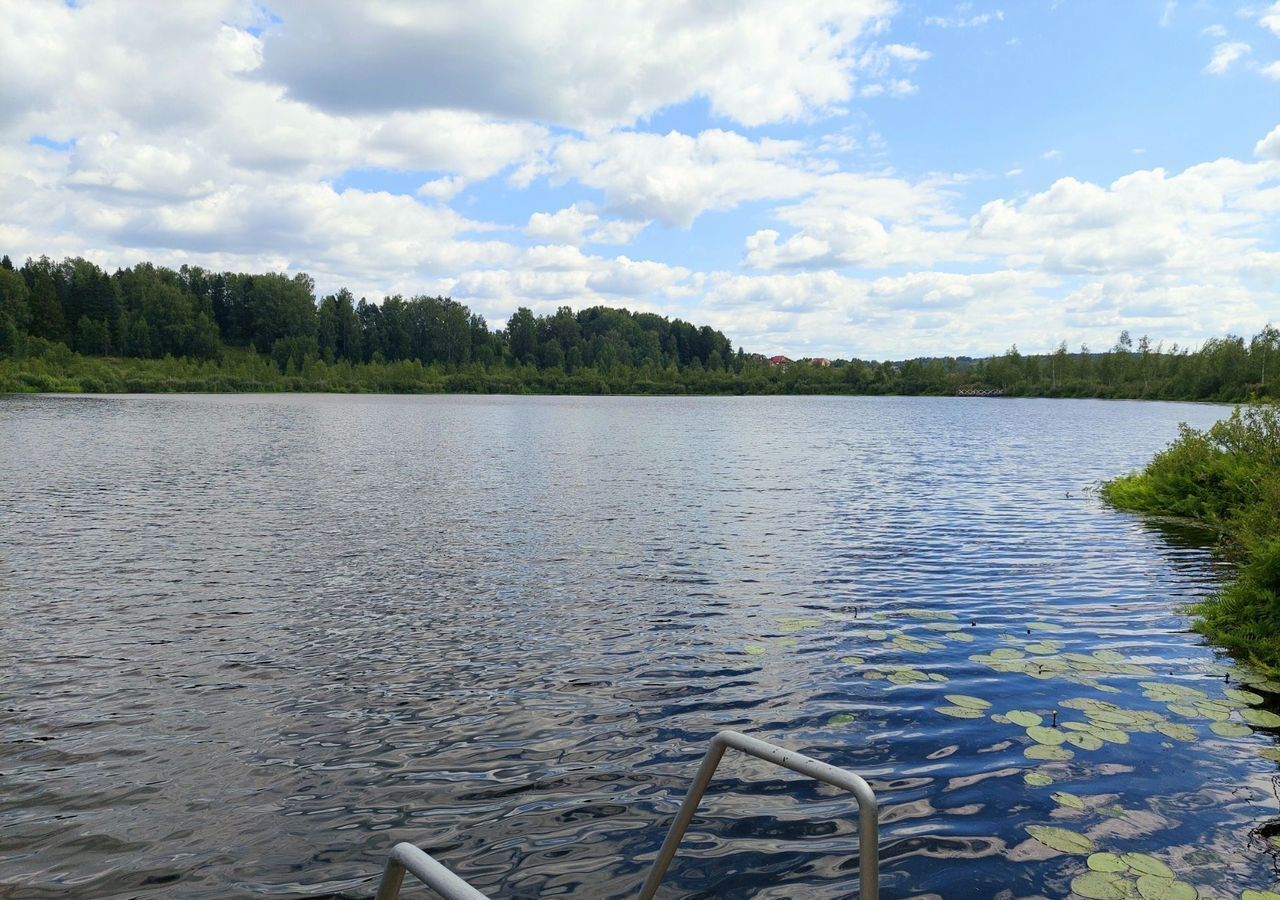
[2,394,1278,899]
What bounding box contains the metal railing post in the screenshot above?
[373,842,494,900]
[637,730,879,900]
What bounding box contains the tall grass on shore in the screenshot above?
[1103,405,1280,671]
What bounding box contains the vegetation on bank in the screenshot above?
[1103,405,1280,671]
[2,252,1280,399]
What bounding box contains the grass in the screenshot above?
[1102,404,1280,672]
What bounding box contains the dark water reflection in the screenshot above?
[2,394,1279,899]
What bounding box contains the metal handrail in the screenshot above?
[374,842,493,900]
[373,730,879,900]
[637,730,879,900]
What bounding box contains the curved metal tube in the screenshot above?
[374,841,493,900]
[636,729,879,900]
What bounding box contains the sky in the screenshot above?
[1,0,1278,359]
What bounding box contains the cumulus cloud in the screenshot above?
[525,205,649,246]
[1205,42,1252,75]
[255,0,899,129]
[1260,2,1280,36]
[1258,125,1280,159]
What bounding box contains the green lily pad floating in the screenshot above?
[1258,748,1280,762]
[1210,721,1253,738]
[1065,732,1105,751]
[1241,892,1280,900]
[1028,622,1065,632]
[991,648,1026,660]
[924,622,963,632]
[1027,725,1067,745]
[744,645,767,656]
[990,713,1012,725]
[1025,771,1054,787]
[829,713,856,726]
[865,630,888,641]
[1122,854,1174,880]
[863,671,886,680]
[1093,649,1127,663]
[1026,824,1095,854]
[778,618,822,633]
[946,694,992,710]
[937,705,985,719]
[1194,702,1232,722]
[1088,852,1129,873]
[1154,722,1199,743]
[1241,709,1280,728]
[1026,641,1064,655]
[1007,710,1043,727]
[1225,688,1264,706]
[945,631,976,643]
[1167,704,1205,720]
[928,673,950,683]
[1052,790,1087,810]
[1135,875,1197,900]
[1071,872,1137,900]
[841,656,865,666]
[1025,744,1074,761]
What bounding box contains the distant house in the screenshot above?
[748,353,768,362]
[769,355,792,367]
[810,357,831,367]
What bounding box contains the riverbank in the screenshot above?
[1103,404,1280,671]
[1,344,1274,400]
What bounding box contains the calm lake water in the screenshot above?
[2,394,1279,900]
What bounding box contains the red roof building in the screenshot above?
[769,355,792,366]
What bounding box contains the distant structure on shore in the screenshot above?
[956,388,1006,397]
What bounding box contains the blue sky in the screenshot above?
[2,0,1278,357]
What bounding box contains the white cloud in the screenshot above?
[1205,42,1252,75]
[924,10,1005,28]
[1202,24,1229,38]
[1160,1,1177,28]
[525,205,649,246]
[1260,2,1280,36]
[1043,149,1063,161]
[256,0,900,129]
[1258,125,1280,159]
[1262,61,1280,80]
[550,129,816,228]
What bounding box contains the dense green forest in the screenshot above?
[1,253,1277,398]
[1104,405,1280,671]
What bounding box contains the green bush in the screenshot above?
[1103,405,1280,670]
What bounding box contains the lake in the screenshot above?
[2,394,1278,899]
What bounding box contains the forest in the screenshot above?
[1,253,1277,400]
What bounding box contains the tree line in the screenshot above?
[0,253,1277,400]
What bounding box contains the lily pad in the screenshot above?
[991,648,1026,660]
[1071,872,1136,900]
[1093,649,1126,663]
[1167,704,1204,720]
[1122,854,1174,880]
[1028,622,1065,632]
[1027,725,1067,745]
[1241,892,1280,900]
[1258,748,1280,762]
[829,713,856,726]
[865,630,888,641]
[1135,876,1197,900]
[1026,824,1095,854]
[946,694,992,710]
[928,673,950,682]
[841,656,865,665]
[1225,688,1264,706]
[1210,721,1253,738]
[1088,852,1129,873]
[1025,771,1054,787]
[1065,732,1105,751]
[1052,790,1087,810]
[937,705,984,719]
[744,645,767,656]
[1025,744,1074,761]
[1154,722,1199,743]
[1007,710,1043,727]
[1241,709,1280,729]
[945,631,976,643]
[778,618,822,633]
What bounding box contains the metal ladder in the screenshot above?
[374,729,880,900]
